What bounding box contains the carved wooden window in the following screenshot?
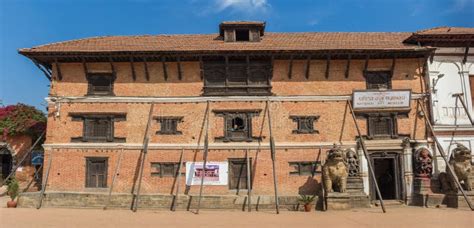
[87,73,115,96]
[289,161,320,176]
[71,114,126,142]
[203,58,272,96]
[229,158,251,190]
[150,162,182,177]
[364,71,392,90]
[86,157,108,188]
[155,117,183,135]
[290,116,320,134]
[367,113,398,138]
[214,110,261,142]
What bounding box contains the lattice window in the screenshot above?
[150,162,182,177]
[289,162,320,176]
[87,73,115,96]
[70,114,126,143]
[290,116,320,134]
[155,117,183,135]
[365,71,392,90]
[368,114,397,138]
[86,157,108,188]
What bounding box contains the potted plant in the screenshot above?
[6,177,19,208]
[298,194,316,212]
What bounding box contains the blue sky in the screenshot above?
[1,0,473,111]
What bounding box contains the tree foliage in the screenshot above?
[0,103,46,139]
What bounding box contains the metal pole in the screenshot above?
[417,99,474,210]
[132,103,155,212]
[347,100,386,213]
[266,100,280,214]
[246,149,252,212]
[104,148,124,210]
[172,148,185,211]
[454,93,474,125]
[196,101,210,214]
[36,149,53,209]
[3,131,45,186]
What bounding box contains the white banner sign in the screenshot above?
[186,162,228,186]
[353,90,411,109]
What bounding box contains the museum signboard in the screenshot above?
[352,90,411,110]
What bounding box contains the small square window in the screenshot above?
[151,162,182,177]
[87,73,115,96]
[235,29,250,41]
[290,116,319,134]
[289,162,320,176]
[84,117,113,142]
[367,114,397,138]
[155,117,183,135]
[364,71,391,90]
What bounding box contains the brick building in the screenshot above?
[18,21,434,210]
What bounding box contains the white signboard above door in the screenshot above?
[352,90,411,110]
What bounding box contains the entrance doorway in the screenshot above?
[0,154,13,183]
[370,152,403,201]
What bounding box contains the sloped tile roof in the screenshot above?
[414,26,474,35]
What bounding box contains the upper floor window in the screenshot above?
[203,58,272,96]
[235,29,250,41]
[71,113,126,142]
[290,115,320,134]
[155,117,183,135]
[367,113,397,138]
[87,73,115,96]
[214,110,261,142]
[364,71,391,90]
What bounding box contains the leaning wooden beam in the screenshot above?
[305,55,311,79]
[463,47,470,64]
[390,56,397,77]
[37,149,53,209]
[288,55,293,79]
[344,55,351,79]
[417,99,474,210]
[82,58,88,75]
[143,57,150,81]
[171,148,185,212]
[109,57,116,74]
[31,59,52,81]
[196,101,211,214]
[347,100,386,213]
[364,55,370,72]
[130,57,136,81]
[454,93,474,126]
[270,55,275,79]
[199,56,204,81]
[246,149,252,212]
[325,54,331,79]
[177,56,183,81]
[104,148,124,210]
[266,100,280,214]
[132,103,155,212]
[162,57,168,81]
[54,58,63,81]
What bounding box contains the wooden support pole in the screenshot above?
[463,47,469,64]
[37,150,53,209]
[305,55,311,79]
[344,55,351,79]
[270,55,274,79]
[347,100,386,213]
[104,148,124,210]
[130,57,136,81]
[454,94,474,125]
[177,56,183,81]
[364,55,370,72]
[54,58,63,81]
[288,55,293,79]
[143,57,150,81]
[325,54,331,79]
[109,57,116,74]
[172,148,185,211]
[246,149,252,212]
[266,100,280,214]
[82,58,88,75]
[162,56,168,81]
[196,101,210,214]
[391,56,397,77]
[199,56,204,81]
[132,103,155,212]
[417,99,474,210]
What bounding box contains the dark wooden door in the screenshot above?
[86,158,107,188]
[229,159,251,190]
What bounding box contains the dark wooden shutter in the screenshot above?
[229,159,249,190]
[365,71,391,90]
[86,158,107,188]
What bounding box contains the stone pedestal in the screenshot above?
[413,177,433,194]
[445,192,474,208]
[326,192,351,210]
[411,177,445,207]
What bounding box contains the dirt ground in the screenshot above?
[0,204,473,228]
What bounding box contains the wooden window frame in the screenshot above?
[154,117,184,135]
[150,162,183,178]
[85,157,108,188]
[70,113,126,143]
[364,71,392,90]
[228,158,252,190]
[203,58,272,96]
[86,72,116,96]
[367,113,398,139]
[289,161,320,176]
[290,115,320,134]
[214,110,261,142]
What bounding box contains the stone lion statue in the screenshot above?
[322,145,348,193]
[439,143,472,192]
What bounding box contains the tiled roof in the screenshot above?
[19,32,421,54]
[414,27,474,35]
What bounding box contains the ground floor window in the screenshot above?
[150,162,181,177]
[289,161,319,176]
[85,157,108,188]
[229,158,251,190]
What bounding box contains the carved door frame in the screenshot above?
[369,150,405,202]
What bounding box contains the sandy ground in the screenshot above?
[0,204,473,228]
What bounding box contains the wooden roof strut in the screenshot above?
[130,57,136,81]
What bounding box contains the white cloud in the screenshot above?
[214,0,270,13]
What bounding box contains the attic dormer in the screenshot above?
[219,21,265,42]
